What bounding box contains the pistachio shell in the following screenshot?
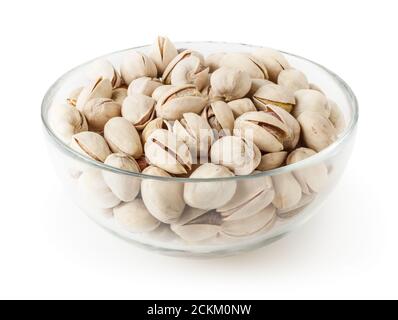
[76,77,113,111]
[82,98,121,132]
[220,53,268,79]
[66,87,83,107]
[120,51,157,85]
[141,118,171,145]
[247,79,274,97]
[210,67,251,101]
[309,83,324,94]
[202,101,235,134]
[151,85,175,101]
[252,48,291,82]
[87,59,122,88]
[122,93,156,130]
[175,207,208,226]
[277,194,315,218]
[257,151,288,171]
[70,131,111,162]
[278,69,309,92]
[227,98,256,118]
[272,172,302,210]
[111,88,128,105]
[253,84,295,113]
[171,56,209,91]
[205,52,226,72]
[328,99,346,134]
[127,77,162,97]
[150,36,178,75]
[171,223,221,242]
[293,89,330,118]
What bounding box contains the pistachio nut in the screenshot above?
[82,98,121,132]
[253,84,295,113]
[151,85,174,101]
[76,77,113,111]
[220,53,268,79]
[111,87,128,105]
[120,51,157,85]
[257,151,288,171]
[227,98,256,118]
[277,194,315,218]
[278,69,309,92]
[247,78,274,97]
[144,129,192,175]
[155,84,208,121]
[202,101,235,134]
[150,36,179,76]
[252,47,291,82]
[328,99,346,134]
[104,117,143,158]
[66,87,83,107]
[114,199,160,233]
[141,118,172,145]
[87,59,122,88]
[121,93,156,130]
[287,148,328,194]
[205,52,225,73]
[141,166,185,223]
[293,89,330,118]
[297,111,337,152]
[103,153,141,202]
[210,136,261,176]
[210,67,251,101]
[127,77,162,97]
[70,131,111,162]
[309,83,324,94]
[272,172,302,210]
[170,56,209,91]
[184,163,237,210]
[175,207,208,226]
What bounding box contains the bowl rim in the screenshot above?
[41,41,359,183]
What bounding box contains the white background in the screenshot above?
[0,0,396,300]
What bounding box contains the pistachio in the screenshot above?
[170,56,209,91]
[111,87,128,105]
[66,87,83,107]
[82,98,121,132]
[103,153,141,202]
[141,118,172,145]
[121,93,156,130]
[252,47,291,82]
[247,79,274,97]
[272,172,302,210]
[150,36,179,76]
[175,207,208,226]
[70,131,111,162]
[127,77,162,97]
[144,129,192,175]
[293,89,331,119]
[141,166,185,223]
[220,53,268,79]
[278,69,309,92]
[210,136,261,176]
[184,163,237,210]
[104,117,143,158]
[202,101,235,134]
[155,84,208,120]
[87,59,122,88]
[205,52,225,72]
[328,99,346,134]
[120,51,157,85]
[253,84,295,113]
[76,77,113,111]
[309,83,324,94]
[227,98,256,118]
[277,194,315,218]
[257,151,288,171]
[151,85,175,101]
[210,67,251,101]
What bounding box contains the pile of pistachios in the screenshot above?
[50,36,345,243]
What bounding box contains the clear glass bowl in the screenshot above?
[41,42,358,256]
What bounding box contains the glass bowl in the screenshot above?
[41,42,358,256]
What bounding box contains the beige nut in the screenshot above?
[127,77,162,97]
[227,98,256,118]
[87,59,122,88]
[122,93,156,130]
[220,53,268,79]
[70,131,111,162]
[141,118,172,145]
[150,36,179,76]
[66,87,83,107]
[248,79,274,97]
[111,87,128,105]
[252,47,291,82]
[76,77,113,111]
[328,99,346,134]
[257,151,288,171]
[205,52,226,73]
[253,84,295,113]
[82,98,121,132]
[293,89,330,118]
[278,69,309,92]
[151,85,175,101]
[170,56,209,91]
[120,51,157,85]
[272,172,302,210]
[202,101,235,134]
[210,67,251,101]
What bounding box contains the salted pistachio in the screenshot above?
[227,98,256,118]
[170,56,209,91]
[122,93,156,130]
[103,153,141,202]
[202,101,235,134]
[210,136,261,176]
[297,111,337,152]
[205,52,226,72]
[155,84,208,121]
[87,59,122,88]
[287,148,328,194]
[111,87,128,105]
[278,69,309,92]
[252,47,291,82]
[234,111,291,153]
[113,199,160,233]
[257,151,288,171]
[173,113,214,158]
[309,83,324,94]
[293,89,330,119]
[141,166,185,224]
[328,99,346,134]
[66,87,83,107]
[127,77,162,97]
[184,163,237,210]
[82,98,121,132]
[272,172,302,210]
[220,53,268,79]
[120,51,157,85]
[77,169,120,209]
[277,194,315,218]
[152,85,174,101]
[150,36,179,76]
[76,77,113,111]
[221,205,276,237]
[253,84,295,113]
[141,118,172,144]
[210,67,251,101]
[104,117,143,158]
[247,79,274,97]
[50,104,88,143]
[70,131,111,162]
[144,129,192,175]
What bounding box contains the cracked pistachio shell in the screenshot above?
[111,88,128,105]
[67,87,83,107]
[82,98,121,132]
[122,93,156,130]
[248,79,274,97]
[151,85,174,101]
[221,205,276,237]
[103,153,141,202]
[297,111,337,152]
[205,52,226,72]
[113,199,160,233]
[277,194,315,218]
[227,98,256,118]
[104,117,143,158]
[141,118,171,144]
[252,48,291,82]
[141,166,185,223]
[175,207,208,226]
[120,51,157,85]
[127,77,162,97]
[70,131,111,162]
[328,99,346,134]
[278,69,309,92]
[76,77,113,111]
[184,163,237,210]
[77,170,120,209]
[257,151,288,171]
[210,136,261,176]
[287,148,328,194]
[210,67,251,101]
[50,104,88,143]
[293,89,330,118]
[171,56,209,91]
[272,172,302,210]
[155,84,208,121]
[202,101,235,134]
[150,36,178,76]
[144,129,192,175]
[220,53,268,79]
[87,59,122,88]
[253,84,295,113]
[234,111,291,152]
